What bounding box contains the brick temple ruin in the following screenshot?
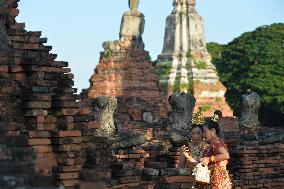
[0,0,283,189]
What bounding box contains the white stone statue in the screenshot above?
[128,0,139,11]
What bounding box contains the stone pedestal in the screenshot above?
[119,10,145,49]
[159,176,194,189]
[158,168,194,189]
[167,147,180,168]
[114,148,149,169]
[109,148,149,188]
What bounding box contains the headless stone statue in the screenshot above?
[239,91,284,144]
[239,91,261,140]
[91,96,147,149]
[168,92,196,147]
[128,0,139,11]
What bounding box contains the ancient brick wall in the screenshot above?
[219,117,240,150]
[0,0,83,188]
[233,142,284,189]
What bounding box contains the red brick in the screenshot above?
[161,176,194,183]
[33,146,52,153]
[28,138,51,145]
[54,172,79,179]
[53,131,81,138]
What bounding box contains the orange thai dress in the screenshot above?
[205,139,232,189]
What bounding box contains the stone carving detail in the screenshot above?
[167,92,196,147]
[239,91,261,140]
[91,96,147,149]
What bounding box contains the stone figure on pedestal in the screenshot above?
[129,0,139,11]
[239,91,261,141]
[240,90,284,144]
[91,96,147,149]
[168,92,196,147]
[103,0,145,51]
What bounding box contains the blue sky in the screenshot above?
[17,0,284,93]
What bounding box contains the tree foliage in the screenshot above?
[208,23,284,127]
[207,42,225,62]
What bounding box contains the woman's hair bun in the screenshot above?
[214,110,222,118]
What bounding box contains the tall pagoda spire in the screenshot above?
[156,0,233,116]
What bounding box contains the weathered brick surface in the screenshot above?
[109,149,149,188]
[83,48,169,133]
[0,0,83,188]
[232,142,284,189]
[193,81,233,117]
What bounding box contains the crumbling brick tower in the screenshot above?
[0,0,83,188]
[82,2,169,133]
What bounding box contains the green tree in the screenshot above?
[207,42,225,63]
[210,23,284,127]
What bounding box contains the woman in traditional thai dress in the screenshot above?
[201,111,232,189]
[179,125,209,168]
[179,110,209,168]
[179,111,209,189]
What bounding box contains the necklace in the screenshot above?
[189,141,209,161]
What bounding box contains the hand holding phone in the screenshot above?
[181,145,190,157]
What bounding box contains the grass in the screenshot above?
[215,97,222,102]
[180,80,194,92]
[104,49,113,61]
[194,80,201,84]
[180,83,188,92]
[186,49,192,58]
[186,59,191,69]
[155,62,172,78]
[195,60,207,70]
[199,104,212,112]
[172,77,181,93]
[187,80,194,92]
[159,81,168,90]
